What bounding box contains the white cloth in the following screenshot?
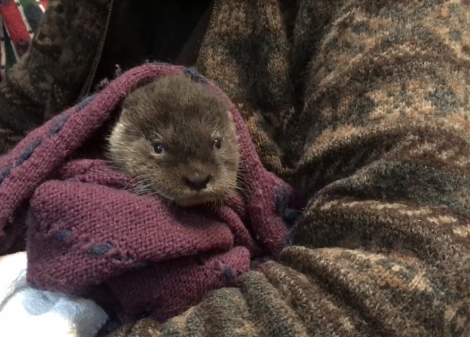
[0,252,108,337]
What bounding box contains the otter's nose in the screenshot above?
[183,174,212,191]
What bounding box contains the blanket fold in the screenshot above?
[0,63,298,322]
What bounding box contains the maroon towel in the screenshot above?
[0,63,298,322]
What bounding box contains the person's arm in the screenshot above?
[0,1,66,148]
[107,0,470,335]
[0,0,108,155]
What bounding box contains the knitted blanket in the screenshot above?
[0,63,298,322]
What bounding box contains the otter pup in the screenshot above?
[107,73,240,207]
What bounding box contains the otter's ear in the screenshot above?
[226,110,238,136]
[121,96,140,117]
[121,96,131,110]
[118,108,131,123]
[122,86,141,109]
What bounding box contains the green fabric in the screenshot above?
[18,0,45,31]
[3,26,16,72]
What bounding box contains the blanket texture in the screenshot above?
[0,251,108,337]
[1,0,470,336]
[0,63,297,322]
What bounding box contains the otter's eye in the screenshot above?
[214,139,222,150]
[153,142,166,154]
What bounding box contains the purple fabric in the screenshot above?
[0,63,298,322]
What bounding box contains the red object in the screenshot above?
[0,0,30,57]
[0,64,298,322]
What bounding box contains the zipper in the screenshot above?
[81,0,115,98]
[195,0,221,70]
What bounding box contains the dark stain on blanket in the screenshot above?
[16,138,42,166]
[131,261,152,270]
[88,243,114,257]
[214,261,236,284]
[27,208,51,233]
[111,250,135,263]
[222,263,235,283]
[77,94,98,111]
[48,115,69,136]
[184,67,208,84]
[54,229,72,243]
[111,253,122,260]
[0,165,11,185]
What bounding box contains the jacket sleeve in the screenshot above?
[107,0,470,336]
[0,1,67,143]
[0,0,107,155]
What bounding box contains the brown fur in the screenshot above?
[107,74,239,207]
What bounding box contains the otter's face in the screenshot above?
[107,75,240,207]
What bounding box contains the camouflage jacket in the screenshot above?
[2,0,470,336]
